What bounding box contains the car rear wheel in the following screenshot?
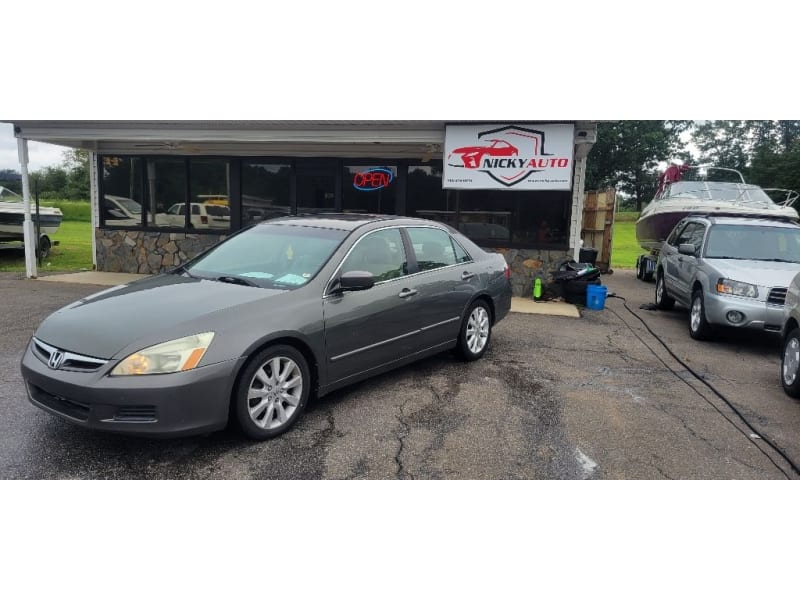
[235,345,310,440]
[782,328,800,397]
[456,300,492,361]
[689,289,713,340]
[655,271,675,310]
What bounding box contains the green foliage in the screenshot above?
[586,121,691,211]
[692,120,800,188]
[41,200,91,222]
[26,149,91,201]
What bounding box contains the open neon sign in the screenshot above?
[353,168,393,191]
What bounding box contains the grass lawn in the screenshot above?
[0,221,93,273]
[611,212,641,269]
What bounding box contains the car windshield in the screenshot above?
[186,224,348,289]
[113,196,142,214]
[705,224,800,262]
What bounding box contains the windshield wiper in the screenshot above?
[755,258,800,263]
[215,275,260,287]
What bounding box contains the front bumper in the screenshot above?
[21,341,244,437]
[703,293,784,331]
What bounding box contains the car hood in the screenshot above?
[34,274,287,358]
[704,259,800,288]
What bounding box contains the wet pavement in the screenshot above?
[1,269,798,479]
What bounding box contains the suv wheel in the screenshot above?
[782,328,800,397]
[689,289,713,340]
[655,271,675,310]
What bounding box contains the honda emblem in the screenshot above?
[48,350,65,370]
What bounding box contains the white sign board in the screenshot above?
[443,123,575,190]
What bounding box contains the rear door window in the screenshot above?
[407,227,458,272]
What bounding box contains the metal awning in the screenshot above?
[7,120,597,159]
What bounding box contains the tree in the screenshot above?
[586,120,691,211]
[693,120,800,191]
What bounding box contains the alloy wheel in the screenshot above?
[690,297,702,332]
[466,306,490,354]
[784,337,800,385]
[247,356,303,430]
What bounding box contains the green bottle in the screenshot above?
[533,277,542,300]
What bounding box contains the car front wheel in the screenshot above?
[782,328,800,397]
[234,345,310,440]
[689,289,713,340]
[456,300,492,361]
[655,271,675,310]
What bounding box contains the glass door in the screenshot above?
[296,164,337,214]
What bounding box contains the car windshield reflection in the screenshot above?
[185,224,348,289]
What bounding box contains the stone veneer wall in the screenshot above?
[490,247,574,298]
[96,229,227,274]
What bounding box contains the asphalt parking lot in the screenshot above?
[1,269,798,480]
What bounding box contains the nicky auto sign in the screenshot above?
[443,123,575,190]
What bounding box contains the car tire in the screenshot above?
[456,300,492,362]
[689,289,714,340]
[782,328,800,397]
[655,271,675,310]
[636,257,644,280]
[37,235,51,260]
[234,345,310,440]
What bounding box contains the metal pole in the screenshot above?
[17,137,37,278]
[35,178,41,268]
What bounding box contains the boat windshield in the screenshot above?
[666,181,775,204]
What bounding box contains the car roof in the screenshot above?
[686,215,800,229]
[257,213,457,233]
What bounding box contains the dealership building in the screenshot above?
[10,121,598,296]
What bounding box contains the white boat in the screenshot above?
[0,186,63,249]
[636,166,799,252]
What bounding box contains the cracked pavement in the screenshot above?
[1,268,798,479]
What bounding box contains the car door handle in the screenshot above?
[461,271,475,280]
[398,288,418,299]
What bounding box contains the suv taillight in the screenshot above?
[503,263,511,280]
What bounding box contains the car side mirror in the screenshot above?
[338,271,374,292]
[678,243,696,256]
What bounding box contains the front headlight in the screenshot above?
[716,278,758,298]
[111,332,215,376]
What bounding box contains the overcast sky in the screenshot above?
[0,123,67,172]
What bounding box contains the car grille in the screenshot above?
[111,406,158,423]
[767,287,788,306]
[32,338,108,372]
[27,383,90,421]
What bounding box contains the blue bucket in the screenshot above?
[586,284,607,310]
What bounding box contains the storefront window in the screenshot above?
[342,165,397,214]
[406,164,456,227]
[459,189,571,247]
[101,156,144,227]
[190,159,230,231]
[242,162,291,226]
[458,191,514,245]
[144,158,187,228]
[297,168,335,214]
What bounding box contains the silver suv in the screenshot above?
[654,215,800,340]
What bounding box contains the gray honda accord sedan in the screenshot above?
[21,215,512,440]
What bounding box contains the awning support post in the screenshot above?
[17,137,37,279]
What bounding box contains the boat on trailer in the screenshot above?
[634,165,799,280]
[0,186,63,257]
